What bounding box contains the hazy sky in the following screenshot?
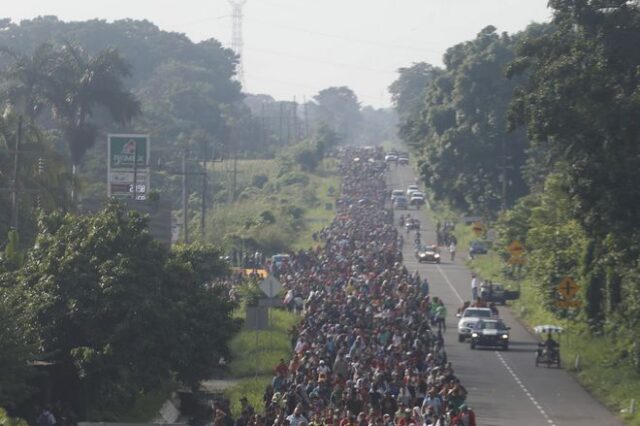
[3,1,552,107]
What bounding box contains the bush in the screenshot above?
[252,174,269,189]
[278,172,309,186]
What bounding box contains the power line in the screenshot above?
[242,72,390,105]
[245,17,442,54]
[244,45,391,74]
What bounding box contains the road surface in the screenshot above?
[388,164,622,426]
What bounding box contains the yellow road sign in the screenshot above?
[507,240,525,257]
[508,256,527,265]
[557,276,579,299]
[555,299,582,309]
[472,222,485,236]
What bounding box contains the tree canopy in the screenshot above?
[2,202,238,413]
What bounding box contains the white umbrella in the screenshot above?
[534,325,565,334]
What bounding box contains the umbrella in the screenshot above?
[534,325,564,334]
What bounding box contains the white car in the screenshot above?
[457,307,495,342]
[406,185,419,196]
[390,189,404,201]
[385,154,398,162]
[410,195,425,208]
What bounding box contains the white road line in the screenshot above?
[435,264,464,304]
[495,351,557,426]
[434,258,557,426]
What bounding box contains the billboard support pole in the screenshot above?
[133,141,138,201]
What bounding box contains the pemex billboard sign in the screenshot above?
[108,134,150,200]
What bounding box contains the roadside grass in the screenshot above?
[228,309,298,378]
[225,376,272,418]
[221,158,337,416]
[224,308,298,416]
[292,160,339,250]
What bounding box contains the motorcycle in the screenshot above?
[535,343,561,368]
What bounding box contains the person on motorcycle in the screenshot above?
[538,334,559,359]
[544,334,559,352]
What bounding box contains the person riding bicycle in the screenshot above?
[399,214,405,227]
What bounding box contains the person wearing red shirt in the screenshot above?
[276,359,288,376]
[453,405,476,426]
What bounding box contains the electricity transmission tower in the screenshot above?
[229,0,247,87]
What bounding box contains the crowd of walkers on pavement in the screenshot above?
[219,147,477,426]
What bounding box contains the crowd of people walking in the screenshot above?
[225,147,477,426]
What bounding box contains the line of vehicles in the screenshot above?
[389,151,562,366]
[456,307,511,350]
[391,184,426,210]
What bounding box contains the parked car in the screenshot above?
[469,239,489,256]
[470,319,510,350]
[481,282,520,304]
[415,245,441,263]
[457,307,495,342]
[398,156,409,165]
[385,154,398,162]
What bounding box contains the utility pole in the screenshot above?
[201,159,207,242]
[499,139,513,214]
[231,149,238,202]
[286,103,291,145]
[261,102,266,148]
[279,103,284,146]
[293,97,298,143]
[182,148,189,244]
[303,97,309,139]
[10,115,23,233]
[132,140,138,201]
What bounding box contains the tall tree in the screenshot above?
[0,43,57,121]
[313,87,362,144]
[508,0,640,324]
[13,202,238,413]
[47,44,140,199]
[391,27,532,216]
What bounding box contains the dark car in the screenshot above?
[470,319,510,350]
[415,245,441,263]
[469,239,489,256]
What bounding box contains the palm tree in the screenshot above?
[48,44,141,200]
[0,43,57,121]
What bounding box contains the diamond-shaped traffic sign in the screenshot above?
[259,275,282,298]
[508,256,527,265]
[507,240,525,257]
[556,276,579,299]
[555,299,582,309]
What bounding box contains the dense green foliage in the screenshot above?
[391,27,532,216]
[392,0,640,387]
[0,203,238,414]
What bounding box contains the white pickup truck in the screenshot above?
[457,307,495,342]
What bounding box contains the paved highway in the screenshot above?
[388,164,622,426]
